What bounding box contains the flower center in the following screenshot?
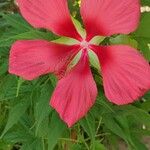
[80,40,89,49]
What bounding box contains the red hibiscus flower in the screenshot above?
[9,0,150,127]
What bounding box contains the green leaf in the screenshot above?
[133,13,150,60]
[0,75,17,101]
[141,0,150,6]
[134,13,150,38]
[115,115,135,147]
[2,13,32,32]
[16,78,25,97]
[130,135,148,150]
[94,141,107,150]
[20,139,43,150]
[0,99,29,138]
[48,112,67,150]
[0,13,56,47]
[118,105,150,127]
[102,114,128,143]
[141,99,150,112]
[110,34,138,48]
[0,30,55,47]
[80,113,96,145]
[0,140,12,150]
[35,84,53,136]
[71,144,83,150]
[49,74,57,87]
[135,37,150,60]
[0,2,9,8]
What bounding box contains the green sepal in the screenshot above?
[71,17,86,39]
[90,36,105,45]
[67,51,82,71]
[52,37,79,45]
[88,50,100,72]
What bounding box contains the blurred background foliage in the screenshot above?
[0,0,150,150]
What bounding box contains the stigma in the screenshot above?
[80,40,89,49]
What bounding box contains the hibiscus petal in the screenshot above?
[9,40,80,80]
[91,45,150,105]
[17,0,81,40]
[81,0,140,40]
[50,50,97,127]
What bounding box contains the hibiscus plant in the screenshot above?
[0,0,150,150]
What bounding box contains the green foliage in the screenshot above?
[141,0,150,5]
[0,0,150,150]
[133,12,150,60]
